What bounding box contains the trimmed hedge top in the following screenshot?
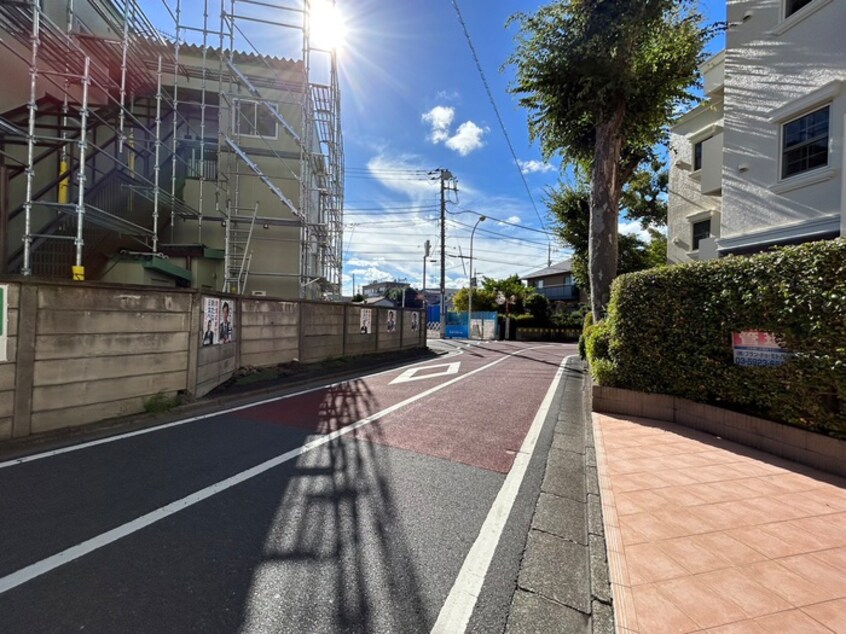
[588,238,846,436]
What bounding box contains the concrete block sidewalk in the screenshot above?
[594,412,846,633]
[505,361,613,634]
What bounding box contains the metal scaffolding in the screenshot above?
[0,0,344,299]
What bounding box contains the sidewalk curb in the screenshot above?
[505,358,614,634]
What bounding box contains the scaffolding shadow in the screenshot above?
[238,379,430,633]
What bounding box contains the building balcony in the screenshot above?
[536,284,579,301]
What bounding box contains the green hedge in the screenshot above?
[588,239,846,436]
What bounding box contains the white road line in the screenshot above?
[0,345,557,596]
[430,354,576,634]
[0,349,467,471]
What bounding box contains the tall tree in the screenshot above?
[548,161,669,289]
[508,0,713,320]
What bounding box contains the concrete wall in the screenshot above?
[28,284,194,434]
[0,279,426,440]
[300,302,345,363]
[0,284,19,440]
[240,299,299,368]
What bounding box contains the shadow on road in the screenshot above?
[237,379,430,633]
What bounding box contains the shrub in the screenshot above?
[578,311,594,359]
[595,239,846,436]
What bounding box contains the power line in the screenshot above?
[449,207,558,237]
[449,0,551,243]
[447,218,550,247]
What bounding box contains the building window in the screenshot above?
[536,279,544,289]
[786,0,814,17]
[236,100,278,139]
[693,138,707,171]
[782,106,829,178]
[692,219,711,251]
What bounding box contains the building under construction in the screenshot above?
[0,0,343,300]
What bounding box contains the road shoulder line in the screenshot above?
[430,354,576,634]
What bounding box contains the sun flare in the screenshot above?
[308,0,346,50]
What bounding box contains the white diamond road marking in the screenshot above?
[390,362,461,384]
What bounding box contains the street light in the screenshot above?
[468,215,486,340]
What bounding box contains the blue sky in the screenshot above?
[144,1,725,296]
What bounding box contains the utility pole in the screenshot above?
[437,169,457,339]
[422,239,430,291]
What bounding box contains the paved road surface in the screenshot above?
[0,341,577,633]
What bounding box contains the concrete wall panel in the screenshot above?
[31,396,148,435]
[36,310,191,335]
[33,352,187,386]
[32,370,187,412]
[35,332,189,360]
[37,286,192,313]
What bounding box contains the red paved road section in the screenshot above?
[241,342,576,474]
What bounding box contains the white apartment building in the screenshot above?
[668,0,846,263]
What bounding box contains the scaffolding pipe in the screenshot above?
[220,0,232,291]
[153,55,163,254]
[74,56,91,273]
[170,0,182,241]
[198,0,209,243]
[118,0,131,153]
[21,1,41,276]
[299,0,311,298]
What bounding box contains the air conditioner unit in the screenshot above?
[251,290,267,297]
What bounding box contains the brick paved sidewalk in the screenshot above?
[594,412,846,634]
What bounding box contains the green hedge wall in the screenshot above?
[589,239,846,436]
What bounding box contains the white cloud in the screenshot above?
[518,159,555,175]
[422,106,455,143]
[365,154,439,201]
[421,106,488,156]
[436,90,460,102]
[619,221,652,242]
[445,121,488,156]
[506,215,521,224]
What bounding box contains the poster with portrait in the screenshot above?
[410,311,419,332]
[202,297,236,345]
[386,310,397,333]
[359,308,372,334]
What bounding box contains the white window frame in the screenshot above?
[778,105,831,182]
[536,279,544,289]
[691,218,712,252]
[235,99,279,140]
[770,0,833,36]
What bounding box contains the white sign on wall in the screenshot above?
[732,331,790,367]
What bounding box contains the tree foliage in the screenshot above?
[508,0,714,319]
[548,169,668,289]
[453,274,545,317]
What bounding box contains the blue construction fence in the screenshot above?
[444,311,498,339]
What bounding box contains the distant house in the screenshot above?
[421,289,460,310]
[361,281,411,298]
[358,296,397,308]
[522,260,581,305]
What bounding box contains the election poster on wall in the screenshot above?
[202,297,236,345]
[0,285,7,362]
[386,310,397,333]
[359,308,372,334]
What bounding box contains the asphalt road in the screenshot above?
[0,340,577,633]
